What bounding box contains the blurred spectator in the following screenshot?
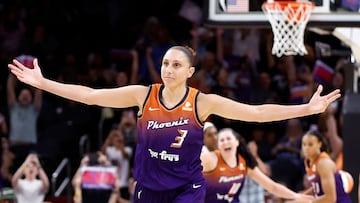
[100,50,139,145]
[22,23,58,62]
[215,28,244,70]
[257,29,277,73]
[262,129,279,162]
[72,151,119,203]
[330,71,344,100]
[135,16,161,51]
[102,129,132,202]
[327,68,344,128]
[0,137,15,189]
[211,68,236,100]
[115,71,130,87]
[117,109,137,152]
[0,5,26,61]
[191,50,220,93]
[102,68,118,89]
[0,113,8,138]
[137,17,175,84]
[250,71,278,104]
[61,52,80,83]
[7,69,42,169]
[271,119,303,158]
[249,125,281,163]
[202,122,218,152]
[11,153,49,203]
[115,49,139,85]
[83,52,107,88]
[189,26,215,62]
[249,127,266,156]
[229,58,255,103]
[145,47,162,83]
[271,56,294,103]
[217,29,258,103]
[232,28,261,67]
[288,62,314,104]
[269,119,305,191]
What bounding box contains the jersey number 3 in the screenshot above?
[170,129,188,148]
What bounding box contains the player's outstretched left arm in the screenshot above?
[248,167,314,203]
[197,85,341,122]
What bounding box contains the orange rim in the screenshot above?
[262,1,315,22]
[263,1,315,9]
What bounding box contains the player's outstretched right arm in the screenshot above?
[8,58,148,108]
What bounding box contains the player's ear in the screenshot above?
[188,66,195,78]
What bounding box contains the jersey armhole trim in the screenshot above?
[194,90,204,128]
[137,85,153,118]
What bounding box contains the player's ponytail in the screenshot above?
[236,134,258,169]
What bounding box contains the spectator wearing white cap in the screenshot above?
[202,122,218,152]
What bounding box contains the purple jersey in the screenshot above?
[305,152,352,203]
[203,151,247,203]
[134,84,204,190]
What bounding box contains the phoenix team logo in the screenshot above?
[146,118,189,130]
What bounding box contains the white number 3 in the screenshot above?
[170,130,188,148]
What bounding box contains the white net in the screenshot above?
[262,2,314,57]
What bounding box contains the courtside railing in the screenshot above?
[51,158,71,203]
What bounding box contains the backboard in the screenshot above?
[205,0,360,28]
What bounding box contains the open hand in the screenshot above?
[8,58,44,89]
[308,85,341,114]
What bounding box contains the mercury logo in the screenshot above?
[182,101,192,111]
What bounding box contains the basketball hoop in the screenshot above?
[262,1,315,57]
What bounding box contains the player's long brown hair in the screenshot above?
[170,45,196,67]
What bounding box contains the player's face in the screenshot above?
[161,49,194,87]
[218,130,239,156]
[204,126,218,151]
[302,134,322,160]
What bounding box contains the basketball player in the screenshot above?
[302,129,351,203]
[201,128,313,203]
[202,122,218,152]
[8,46,340,203]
